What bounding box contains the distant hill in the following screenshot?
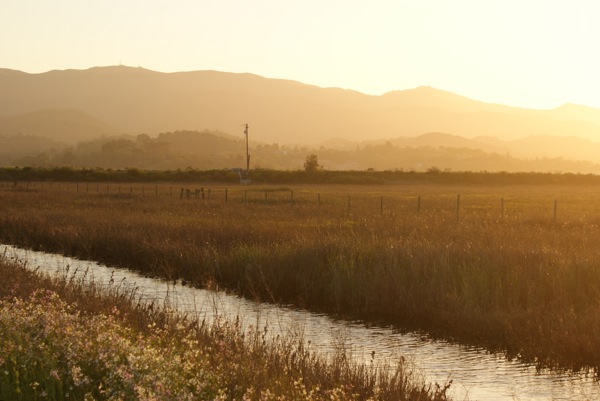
[6,129,600,174]
[0,133,65,165]
[3,66,600,147]
[0,109,117,144]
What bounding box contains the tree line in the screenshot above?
[3,166,600,186]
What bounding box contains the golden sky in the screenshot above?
[2,0,599,109]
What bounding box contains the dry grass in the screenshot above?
[2,182,600,371]
[0,256,451,401]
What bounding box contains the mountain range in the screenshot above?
[2,66,600,171]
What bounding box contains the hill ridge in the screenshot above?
[2,66,600,146]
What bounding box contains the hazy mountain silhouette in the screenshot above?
[7,128,600,174]
[3,66,600,149]
[0,108,117,143]
[0,133,65,165]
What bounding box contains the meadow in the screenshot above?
[2,179,600,372]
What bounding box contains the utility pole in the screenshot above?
[244,123,250,175]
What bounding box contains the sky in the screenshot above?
[2,0,600,110]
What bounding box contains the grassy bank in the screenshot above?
[0,256,450,401]
[1,182,600,371]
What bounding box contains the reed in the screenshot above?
[0,256,451,401]
[2,183,600,371]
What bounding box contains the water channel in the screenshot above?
[1,244,598,401]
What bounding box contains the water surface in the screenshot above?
[2,244,598,401]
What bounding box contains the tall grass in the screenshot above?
[2,183,600,371]
[0,256,451,401]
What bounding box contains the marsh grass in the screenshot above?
[2,183,600,371]
[0,256,451,401]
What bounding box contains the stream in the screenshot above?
[1,244,598,401]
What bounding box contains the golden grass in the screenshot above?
[2,181,600,372]
[0,256,452,401]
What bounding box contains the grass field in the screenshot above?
[2,180,600,372]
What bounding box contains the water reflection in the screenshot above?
[2,244,598,401]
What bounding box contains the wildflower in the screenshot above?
[49,369,60,380]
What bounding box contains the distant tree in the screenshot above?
[304,153,322,173]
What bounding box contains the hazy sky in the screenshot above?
[2,0,599,109]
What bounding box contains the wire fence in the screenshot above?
[3,180,600,223]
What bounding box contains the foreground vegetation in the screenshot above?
[2,178,600,373]
[0,256,450,401]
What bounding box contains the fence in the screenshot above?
[2,181,599,223]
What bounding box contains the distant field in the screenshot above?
[2,180,600,371]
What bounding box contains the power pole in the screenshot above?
[244,123,250,175]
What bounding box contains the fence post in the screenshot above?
[264,191,268,203]
[456,194,461,222]
[225,188,228,204]
[380,196,383,214]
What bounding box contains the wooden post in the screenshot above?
[456,194,461,222]
[225,188,228,204]
[380,196,383,214]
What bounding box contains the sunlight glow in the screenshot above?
[1,0,600,109]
